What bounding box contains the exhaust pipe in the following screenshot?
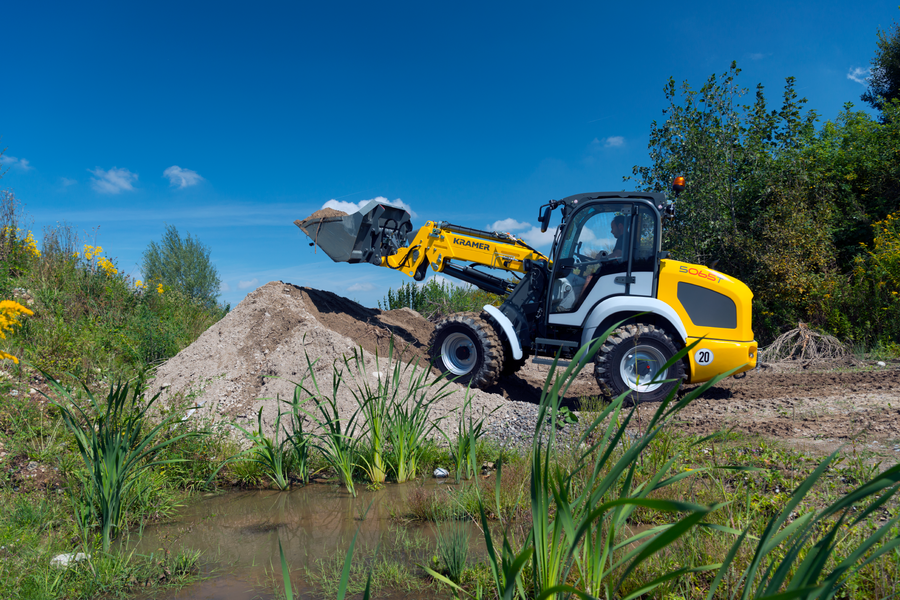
[295,199,414,265]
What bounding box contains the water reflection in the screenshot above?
[132,480,480,599]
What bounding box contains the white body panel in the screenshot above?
[549,271,654,326]
[578,296,688,348]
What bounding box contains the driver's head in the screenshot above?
[611,215,625,238]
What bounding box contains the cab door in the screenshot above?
[548,201,658,327]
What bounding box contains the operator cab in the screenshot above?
[547,193,664,324]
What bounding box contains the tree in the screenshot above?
[861,11,900,113]
[142,225,222,307]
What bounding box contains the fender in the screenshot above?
[482,305,523,360]
[580,296,688,348]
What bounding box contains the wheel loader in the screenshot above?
[295,181,757,403]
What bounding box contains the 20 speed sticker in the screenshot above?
[695,349,714,366]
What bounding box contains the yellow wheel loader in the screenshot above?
[296,183,757,403]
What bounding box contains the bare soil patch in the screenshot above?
[152,281,900,460]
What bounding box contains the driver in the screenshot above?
[610,215,626,259]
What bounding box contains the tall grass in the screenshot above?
[434,517,470,585]
[378,278,502,321]
[228,406,292,490]
[294,354,366,497]
[419,325,900,599]
[344,339,454,484]
[44,374,202,551]
[2,214,228,384]
[444,393,491,483]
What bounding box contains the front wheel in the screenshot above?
[429,312,502,389]
[594,324,685,404]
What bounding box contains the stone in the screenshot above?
[50,552,91,569]
[433,467,449,478]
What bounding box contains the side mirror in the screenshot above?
[540,206,552,233]
[556,256,575,274]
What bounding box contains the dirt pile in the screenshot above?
[150,281,509,436]
[294,208,349,237]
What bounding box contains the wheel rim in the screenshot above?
[441,332,477,375]
[619,344,668,393]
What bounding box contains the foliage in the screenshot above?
[43,374,203,551]
[228,407,293,490]
[379,277,502,321]
[630,62,900,346]
[0,299,31,362]
[141,223,222,309]
[296,355,366,497]
[434,517,470,585]
[0,215,229,383]
[861,9,900,113]
[443,393,491,483]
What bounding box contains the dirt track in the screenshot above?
[153,281,900,460]
[497,360,900,459]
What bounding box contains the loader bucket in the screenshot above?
[295,199,414,265]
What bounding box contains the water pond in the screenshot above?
[131,479,484,599]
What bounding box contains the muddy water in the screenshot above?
[133,481,479,599]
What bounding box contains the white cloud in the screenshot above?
[347,282,375,292]
[163,165,204,188]
[602,136,625,148]
[517,226,557,248]
[487,218,556,248]
[0,155,34,171]
[89,167,137,194]
[847,67,871,85]
[220,281,232,293]
[238,278,259,290]
[59,177,77,187]
[322,196,418,219]
[748,52,767,61]
[489,218,530,232]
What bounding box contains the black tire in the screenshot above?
[429,312,502,389]
[594,324,685,404]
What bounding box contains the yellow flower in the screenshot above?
[23,231,40,258]
[97,256,118,276]
[0,300,33,363]
[135,280,144,288]
[157,283,165,294]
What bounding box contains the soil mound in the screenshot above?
[151,281,507,436]
[294,208,349,237]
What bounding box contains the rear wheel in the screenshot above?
[594,324,684,404]
[429,312,502,389]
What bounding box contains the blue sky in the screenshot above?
[1,1,894,308]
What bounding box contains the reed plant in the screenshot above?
[45,374,202,551]
[294,355,366,497]
[706,450,900,599]
[421,326,900,599]
[434,516,470,585]
[283,387,312,484]
[229,406,292,490]
[333,339,453,485]
[424,326,738,599]
[444,392,490,483]
[343,344,394,485]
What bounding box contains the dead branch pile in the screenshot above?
[758,322,855,365]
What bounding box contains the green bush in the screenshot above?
[141,224,222,309]
[0,214,229,383]
[378,278,501,321]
